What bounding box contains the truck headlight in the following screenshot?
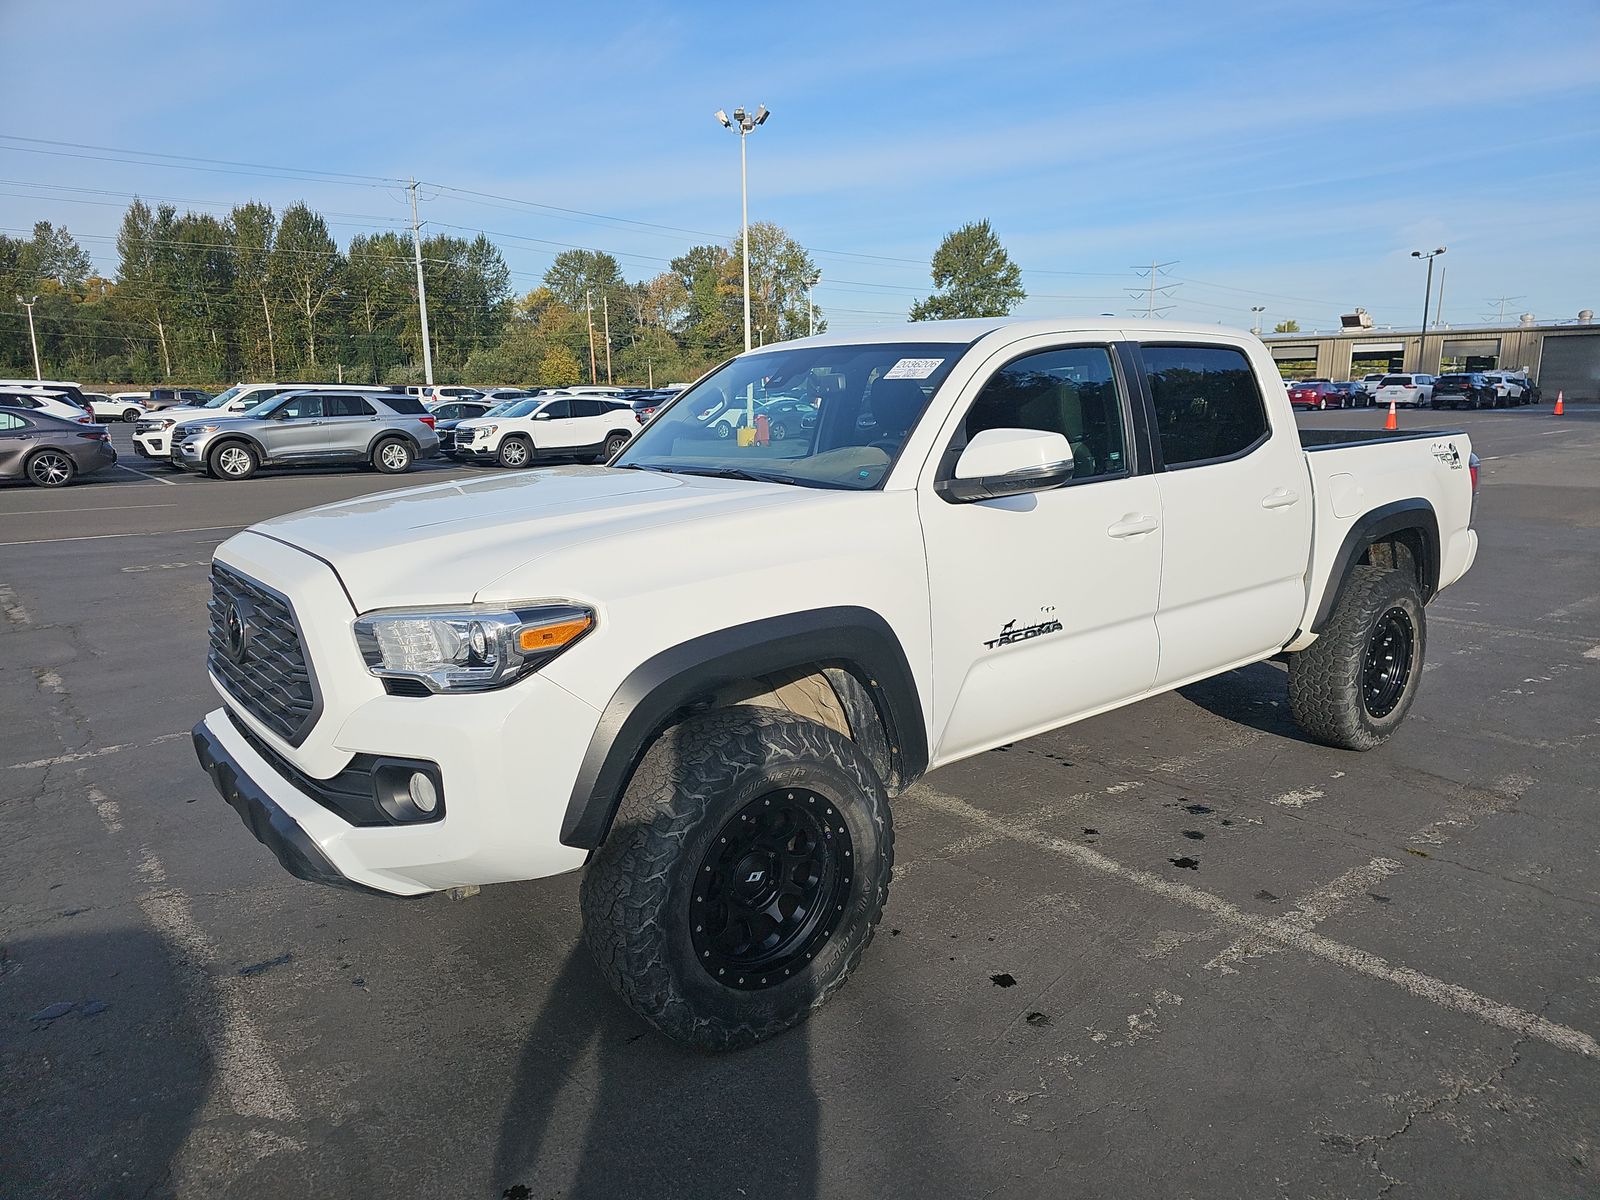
[473,425,496,439]
[352,604,594,693]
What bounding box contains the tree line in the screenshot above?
[1,201,1029,387]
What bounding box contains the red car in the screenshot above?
[1287,380,1357,410]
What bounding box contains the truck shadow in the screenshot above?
[1177,660,1321,746]
[493,943,821,1200]
[1,925,211,1200]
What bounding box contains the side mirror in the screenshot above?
[534,412,551,420]
[935,428,1075,504]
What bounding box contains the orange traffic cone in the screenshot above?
[1384,399,1398,431]
[1553,390,1564,416]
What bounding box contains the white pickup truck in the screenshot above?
[191,319,1479,1048]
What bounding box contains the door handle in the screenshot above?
[1261,488,1300,509]
[1107,513,1159,539]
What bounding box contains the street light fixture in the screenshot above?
[15,294,41,380]
[716,104,770,353]
[1250,304,1266,335]
[1411,247,1446,370]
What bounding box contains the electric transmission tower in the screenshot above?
[1129,260,1180,318]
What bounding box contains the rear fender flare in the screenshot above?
[1310,498,1440,634]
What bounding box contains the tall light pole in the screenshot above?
[807,276,819,337]
[716,105,769,353]
[1411,247,1445,371]
[408,179,435,389]
[16,295,41,380]
[1250,304,1265,335]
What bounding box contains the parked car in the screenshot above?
[1520,377,1542,405]
[1431,373,1495,410]
[463,389,532,410]
[1287,381,1345,410]
[621,389,682,425]
[170,388,438,480]
[1483,373,1527,407]
[420,385,483,407]
[0,378,91,408]
[1375,374,1434,408]
[143,387,215,412]
[452,395,637,467]
[85,392,147,422]
[0,389,95,424]
[756,395,820,440]
[192,319,1480,1049]
[1358,373,1388,397]
[0,408,117,487]
[1327,382,1366,408]
[134,384,312,461]
[432,400,509,457]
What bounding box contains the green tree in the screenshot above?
[909,219,1025,321]
[229,202,279,377]
[29,221,93,288]
[115,199,179,378]
[722,223,823,346]
[671,243,739,358]
[270,203,343,372]
[345,232,412,382]
[543,249,623,310]
[539,344,583,386]
[1273,318,1300,333]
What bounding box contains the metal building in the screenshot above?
[1262,320,1600,400]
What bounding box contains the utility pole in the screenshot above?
[1128,260,1179,318]
[602,292,613,385]
[15,295,41,379]
[808,276,818,337]
[1487,295,1523,325]
[585,290,598,386]
[1434,266,1447,329]
[647,359,654,389]
[408,179,435,388]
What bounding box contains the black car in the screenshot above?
[1431,374,1495,410]
[1326,381,1367,409]
[433,400,498,455]
[0,407,117,487]
[756,396,820,439]
[623,389,682,425]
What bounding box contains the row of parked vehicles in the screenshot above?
[1287,370,1541,412]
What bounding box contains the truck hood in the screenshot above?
[249,466,799,610]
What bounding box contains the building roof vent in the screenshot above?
[1339,308,1374,330]
[1580,309,1595,324]
[1519,312,1536,326]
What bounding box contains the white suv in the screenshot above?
[1374,374,1434,408]
[453,394,638,467]
[1484,373,1527,406]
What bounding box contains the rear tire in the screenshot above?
[580,706,893,1050]
[372,437,414,474]
[1288,564,1426,751]
[601,431,630,461]
[25,450,76,488]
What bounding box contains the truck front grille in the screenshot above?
[207,564,318,745]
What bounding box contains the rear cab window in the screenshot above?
[1140,344,1270,468]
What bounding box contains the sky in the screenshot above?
[3,0,1597,335]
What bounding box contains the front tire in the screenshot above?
[122,409,142,423]
[208,441,258,481]
[1288,564,1426,750]
[497,436,533,468]
[580,706,893,1050]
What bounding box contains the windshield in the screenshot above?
[203,386,245,409]
[499,398,545,418]
[615,342,965,490]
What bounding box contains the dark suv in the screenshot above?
[144,387,215,412]
[1431,374,1495,410]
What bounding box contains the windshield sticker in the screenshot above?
[883,357,945,381]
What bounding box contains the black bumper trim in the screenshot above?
[191,719,408,898]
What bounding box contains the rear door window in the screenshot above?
[1140,345,1270,468]
[327,396,376,417]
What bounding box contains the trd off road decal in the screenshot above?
[1430,441,1462,469]
[985,607,1063,649]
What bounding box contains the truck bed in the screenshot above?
[1298,427,1465,451]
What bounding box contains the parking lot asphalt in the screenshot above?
[3,405,1598,1199]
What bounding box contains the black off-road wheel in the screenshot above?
[580,706,893,1051]
[1288,564,1426,750]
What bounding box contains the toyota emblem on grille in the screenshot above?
[223,594,256,664]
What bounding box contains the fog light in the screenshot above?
[407,771,439,814]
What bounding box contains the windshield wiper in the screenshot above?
[671,466,800,485]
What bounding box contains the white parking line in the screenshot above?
[2,503,178,516]
[908,783,1600,1060]
[0,524,242,548]
[0,583,33,626]
[114,463,180,486]
[9,731,187,770]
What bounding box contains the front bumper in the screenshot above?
[193,718,390,895]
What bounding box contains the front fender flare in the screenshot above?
[559,607,927,849]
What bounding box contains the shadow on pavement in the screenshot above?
[494,944,821,1200]
[0,924,211,1199]
[1177,659,1320,745]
